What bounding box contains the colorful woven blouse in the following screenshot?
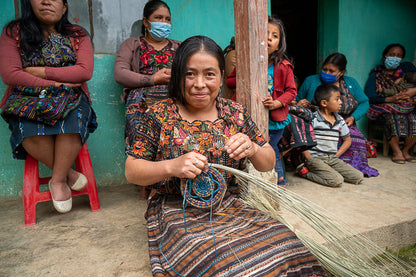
[127,97,266,194]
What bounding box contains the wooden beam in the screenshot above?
[234,0,268,137]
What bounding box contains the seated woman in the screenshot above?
[0,0,97,213]
[297,53,378,177]
[365,43,416,163]
[125,36,326,276]
[114,0,180,149]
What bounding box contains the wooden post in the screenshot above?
[234,0,269,137]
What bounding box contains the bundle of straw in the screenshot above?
[210,163,415,277]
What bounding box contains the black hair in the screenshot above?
[314,84,340,106]
[268,16,291,65]
[168,36,225,106]
[141,0,171,36]
[223,36,235,56]
[382,43,406,59]
[323,53,347,72]
[404,72,416,84]
[5,0,85,54]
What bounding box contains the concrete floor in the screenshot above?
[0,156,415,276]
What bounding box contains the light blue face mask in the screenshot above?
[384,56,402,70]
[149,21,171,41]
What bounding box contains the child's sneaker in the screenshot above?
[296,163,309,178]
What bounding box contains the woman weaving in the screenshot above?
[125,35,326,276]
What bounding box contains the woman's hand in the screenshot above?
[385,93,406,103]
[262,94,282,110]
[402,87,416,98]
[153,68,172,85]
[297,99,311,107]
[225,133,258,160]
[23,67,46,79]
[345,116,355,127]
[170,152,208,179]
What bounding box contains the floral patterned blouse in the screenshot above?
[135,37,175,101]
[127,97,267,194]
[21,33,76,68]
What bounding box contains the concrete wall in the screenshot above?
[318,0,416,134]
[0,0,237,198]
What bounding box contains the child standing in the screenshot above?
[302,84,364,187]
[262,17,297,186]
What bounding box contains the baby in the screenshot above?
[384,71,416,96]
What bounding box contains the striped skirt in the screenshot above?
[383,111,416,141]
[146,193,327,277]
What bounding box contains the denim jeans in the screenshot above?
[269,129,286,185]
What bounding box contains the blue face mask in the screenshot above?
[320,71,338,84]
[384,56,402,70]
[149,21,171,41]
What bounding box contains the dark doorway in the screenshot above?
[271,0,318,86]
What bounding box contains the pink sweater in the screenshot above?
[0,27,94,109]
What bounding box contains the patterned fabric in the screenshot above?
[383,111,416,141]
[128,98,266,193]
[9,94,97,159]
[372,66,403,97]
[367,65,416,139]
[21,32,76,67]
[279,113,317,153]
[335,80,379,177]
[2,85,82,125]
[367,100,416,120]
[5,32,97,159]
[338,78,358,116]
[147,193,327,277]
[338,126,378,177]
[128,97,326,276]
[125,38,176,149]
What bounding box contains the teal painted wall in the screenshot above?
[317,0,416,135]
[0,1,237,198]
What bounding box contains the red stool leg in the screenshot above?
[23,155,40,225]
[75,144,101,212]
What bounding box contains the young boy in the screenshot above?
[300,84,363,187]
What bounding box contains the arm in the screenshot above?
[336,135,351,157]
[275,64,297,106]
[43,35,94,83]
[225,133,275,172]
[125,151,208,187]
[0,29,55,87]
[336,118,351,157]
[113,37,154,88]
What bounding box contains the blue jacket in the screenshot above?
[364,62,416,104]
[297,74,369,121]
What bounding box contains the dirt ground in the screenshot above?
[0,155,415,276]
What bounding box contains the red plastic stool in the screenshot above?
[23,143,101,225]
